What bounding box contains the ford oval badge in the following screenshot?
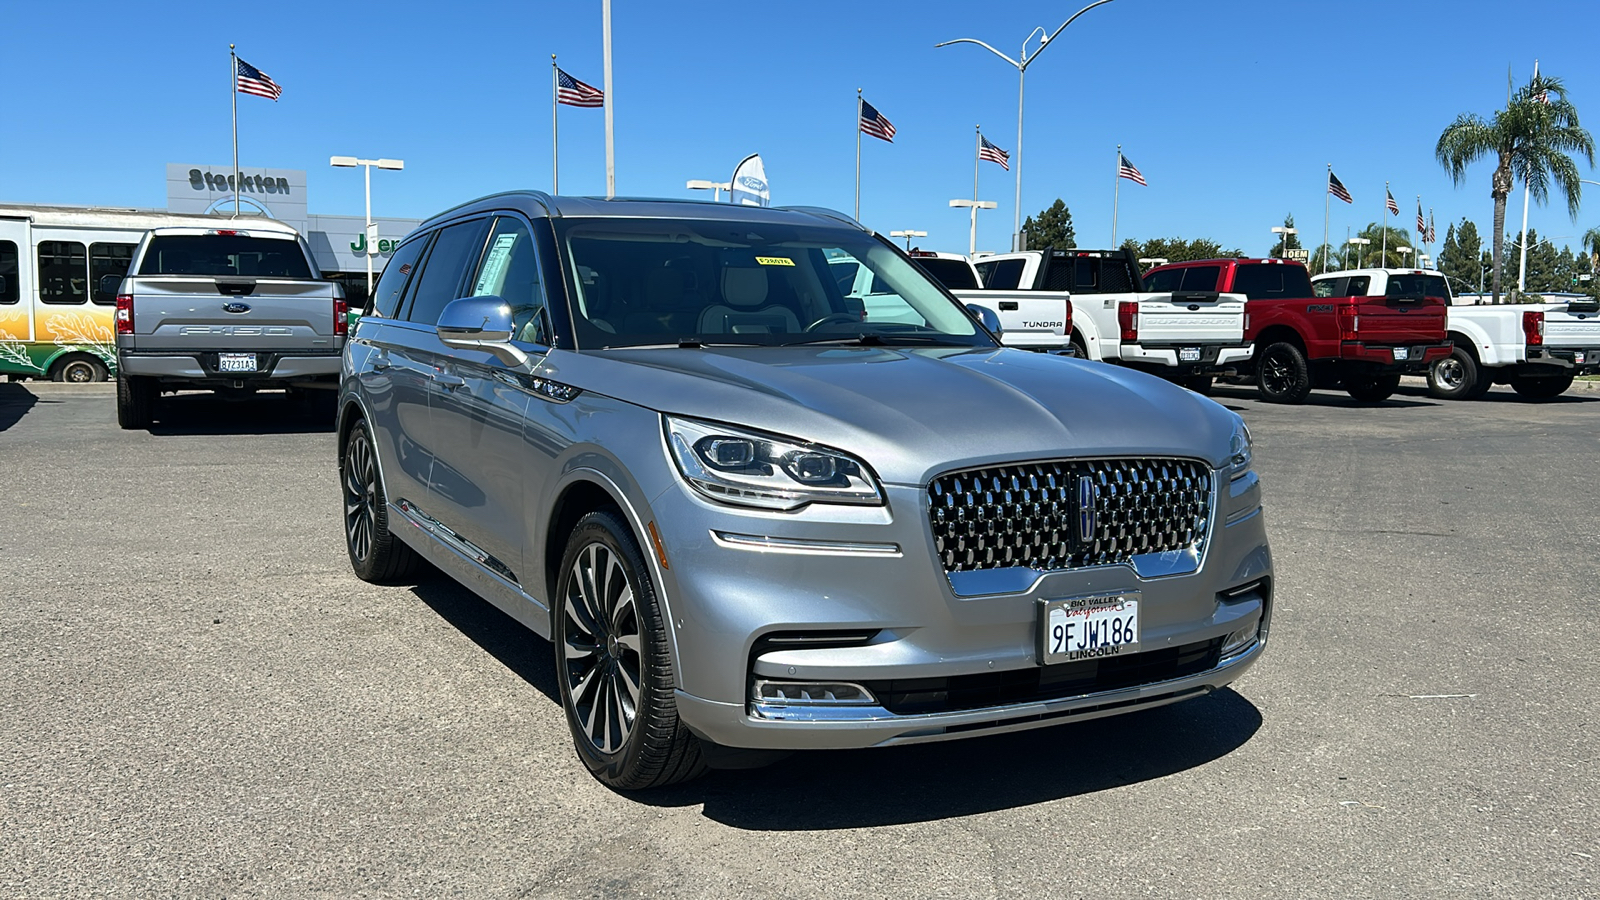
[222,302,252,314]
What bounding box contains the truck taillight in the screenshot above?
[1117,301,1138,342]
[115,294,134,334]
[1523,310,1544,346]
[1064,298,1073,337]
[334,298,348,337]
[1337,305,1359,339]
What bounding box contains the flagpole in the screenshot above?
[1517,58,1538,293]
[231,45,240,219]
[971,125,983,256]
[1382,181,1388,265]
[602,0,615,199]
[1322,164,1331,273]
[551,55,559,195]
[1111,145,1121,248]
[854,89,862,222]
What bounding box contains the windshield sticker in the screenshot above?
[474,233,519,294]
[755,256,795,267]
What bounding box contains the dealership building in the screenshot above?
[159,163,421,306]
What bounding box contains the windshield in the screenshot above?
[557,218,992,349]
[138,234,313,278]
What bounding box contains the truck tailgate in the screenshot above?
[1543,305,1600,348]
[1134,291,1246,343]
[1350,296,1448,344]
[126,277,340,351]
[952,290,1071,348]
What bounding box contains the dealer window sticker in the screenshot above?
[474,233,520,295]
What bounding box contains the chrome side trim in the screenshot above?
[394,498,520,584]
[388,498,552,640]
[710,531,903,558]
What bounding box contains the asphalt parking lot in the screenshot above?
[2,379,1596,899]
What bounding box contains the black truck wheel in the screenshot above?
[115,375,155,429]
[1344,372,1401,403]
[1508,371,1575,400]
[1256,342,1311,404]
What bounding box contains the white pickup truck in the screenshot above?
[836,251,1071,350]
[968,248,1252,391]
[1312,270,1600,400]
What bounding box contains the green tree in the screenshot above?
[1517,229,1561,292]
[1437,218,1486,295]
[1436,71,1595,302]
[1266,214,1304,260]
[1350,221,1422,268]
[1022,199,1076,251]
[1119,237,1242,267]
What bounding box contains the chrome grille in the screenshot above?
[928,458,1213,574]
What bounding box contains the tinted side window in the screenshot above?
[1347,276,1371,295]
[1312,278,1342,298]
[370,235,429,318]
[1143,269,1180,293]
[471,217,549,344]
[915,258,979,290]
[0,241,18,304]
[1179,266,1219,292]
[90,242,136,305]
[1229,264,1282,299]
[39,241,88,304]
[984,258,1025,290]
[403,219,490,325]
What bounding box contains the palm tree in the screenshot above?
[1436,73,1594,302]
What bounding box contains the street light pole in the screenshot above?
[936,0,1119,252]
[949,199,997,255]
[330,156,404,296]
[1348,237,1371,269]
[686,180,730,202]
[1271,225,1297,258]
[890,229,928,251]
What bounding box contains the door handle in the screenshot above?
[371,355,392,370]
[433,372,467,390]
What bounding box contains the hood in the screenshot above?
[537,346,1239,485]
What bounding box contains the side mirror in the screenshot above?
[98,274,122,302]
[437,295,529,367]
[965,302,1003,338]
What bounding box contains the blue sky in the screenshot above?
[2,0,1596,257]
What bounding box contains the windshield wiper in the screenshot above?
[598,339,768,349]
[782,333,967,347]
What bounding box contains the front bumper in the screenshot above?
[651,469,1272,751]
[1338,341,1452,372]
[118,349,342,383]
[1120,342,1254,372]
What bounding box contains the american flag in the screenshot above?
[1416,201,1426,235]
[859,99,896,142]
[235,58,282,101]
[978,134,1010,170]
[1386,189,1399,215]
[1534,88,1551,105]
[1425,210,1436,244]
[1118,153,1146,186]
[557,69,604,107]
[1328,171,1352,204]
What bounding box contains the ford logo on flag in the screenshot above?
[222,302,252,314]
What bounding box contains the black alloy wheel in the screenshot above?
[555,510,704,790]
[1427,347,1484,400]
[1344,372,1401,403]
[342,419,423,582]
[1256,342,1312,404]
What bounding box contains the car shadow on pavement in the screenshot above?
[0,382,41,432]
[1210,385,1436,409]
[641,688,1262,829]
[409,575,562,705]
[146,391,336,435]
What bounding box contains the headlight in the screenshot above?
[665,416,884,510]
[1228,417,1253,480]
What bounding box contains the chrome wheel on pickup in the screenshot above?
[1427,346,1487,400]
[554,510,704,790]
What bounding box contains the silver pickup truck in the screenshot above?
[113,223,346,428]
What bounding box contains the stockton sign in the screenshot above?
[187,168,293,195]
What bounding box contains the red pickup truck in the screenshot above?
[1143,259,1452,403]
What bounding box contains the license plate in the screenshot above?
[1038,594,1141,665]
[1179,347,1201,362]
[1392,347,1409,361]
[1577,351,1587,364]
[218,353,257,373]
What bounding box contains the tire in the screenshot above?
[1181,374,1214,395]
[54,355,108,383]
[342,419,425,583]
[115,375,155,429]
[554,509,706,790]
[1069,332,1088,359]
[1427,346,1482,400]
[1344,372,1400,403]
[1508,371,1575,400]
[1256,341,1311,404]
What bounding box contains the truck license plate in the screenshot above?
[1038,594,1140,665]
[1392,347,1410,361]
[1179,347,1201,362]
[218,353,257,373]
[1576,351,1587,364]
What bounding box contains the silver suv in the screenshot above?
[338,193,1272,790]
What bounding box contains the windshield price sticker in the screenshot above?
[755,256,795,267]
[1038,594,1140,665]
